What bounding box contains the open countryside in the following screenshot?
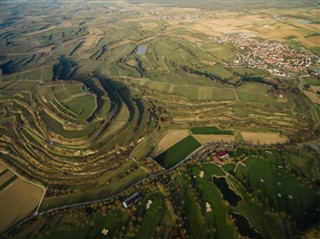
[0,0,320,238]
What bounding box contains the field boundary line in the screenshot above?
[232,88,239,101]
[0,162,47,215]
[0,162,46,196]
[0,162,47,217]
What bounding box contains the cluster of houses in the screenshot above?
[210,33,319,78]
[273,15,289,21]
[149,10,200,20]
[99,5,133,14]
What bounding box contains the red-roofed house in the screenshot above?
[216,150,229,160]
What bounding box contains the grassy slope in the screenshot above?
[155,136,201,169]
[191,126,233,135]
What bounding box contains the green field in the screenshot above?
[6,188,173,239]
[191,126,233,135]
[186,164,236,239]
[304,76,320,86]
[4,145,320,239]
[51,84,97,123]
[236,82,271,95]
[234,155,319,226]
[136,192,174,238]
[155,136,201,169]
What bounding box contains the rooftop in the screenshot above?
[216,150,229,159]
[123,192,141,208]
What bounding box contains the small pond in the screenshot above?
[300,19,311,24]
[212,177,241,207]
[231,212,264,239]
[136,45,147,55]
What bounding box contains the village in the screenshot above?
[210,33,319,78]
[149,10,201,20]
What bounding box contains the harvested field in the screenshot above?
[0,178,44,233]
[24,25,58,36]
[0,170,15,185]
[139,21,159,30]
[75,28,103,54]
[152,130,190,157]
[193,134,235,145]
[241,132,288,144]
[0,164,6,174]
[189,13,319,48]
[303,90,320,104]
[104,104,130,136]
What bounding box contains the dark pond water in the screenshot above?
[0,60,17,75]
[212,177,241,207]
[231,212,264,239]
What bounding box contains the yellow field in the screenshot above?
[193,134,235,144]
[187,10,320,48]
[139,21,159,30]
[0,170,15,185]
[104,104,130,136]
[0,164,6,173]
[303,90,320,104]
[241,132,288,144]
[0,166,44,233]
[152,130,190,157]
[77,27,104,53]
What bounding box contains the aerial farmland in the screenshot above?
[0,0,319,238]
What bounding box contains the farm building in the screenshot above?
[213,155,222,164]
[216,150,229,160]
[122,192,141,208]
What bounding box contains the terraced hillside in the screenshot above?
[0,72,157,191]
